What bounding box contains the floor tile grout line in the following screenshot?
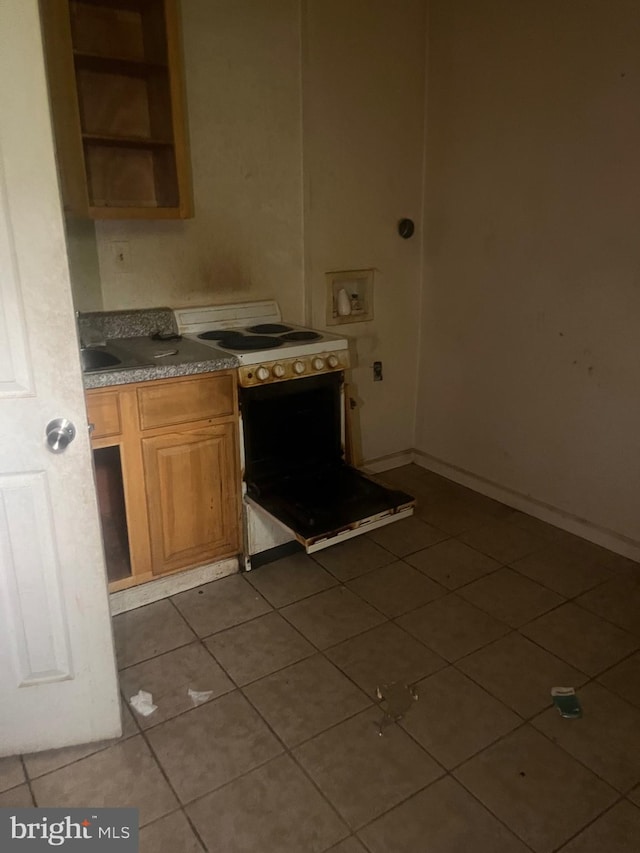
[397,707,523,777]
[344,556,455,615]
[453,574,569,630]
[405,555,507,593]
[451,644,640,736]
[443,763,540,853]
[193,605,278,644]
[137,724,213,851]
[159,689,354,844]
[244,565,342,610]
[292,576,394,622]
[238,661,492,833]
[320,633,447,701]
[237,645,509,836]
[390,587,513,638]
[447,647,547,723]
[512,579,640,644]
[447,709,634,815]
[241,675,375,753]
[430,626,519,671]
[290,565,455,630]
[570,595,640,641]
[320,614,448,668]
[203,639,316,692]
[285,746,358,842]
[506,555,619,601]
[347,776,448,838]
[132,806,197,847]
[169,571,276,634]
[352,766,539,853]
[239,647,373,710]
[516,614,638,673]
[118,628,228,676]
[18,755,37,807]
[594,652,640,702]
[275,583,391,650]
[21,713,141,785]
[454,533,547,566]
[515,621,639,682]
[309,544,402,584]
[527,707,640,797]
[116,637,196,673]
[548,795,630,852]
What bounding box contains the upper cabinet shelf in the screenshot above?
[40,0,193,219]
[73,51,169,76]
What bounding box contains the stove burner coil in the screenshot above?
[280,330,322,341]
[246,323,292,334]
[197,330,245,343]
[219,335,285,351]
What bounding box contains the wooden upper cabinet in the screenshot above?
[40,0,193,219]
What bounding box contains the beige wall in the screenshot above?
[95,0,305,322]
[303,0,426,462]
[417,0,640,541]
[65,219,102,311]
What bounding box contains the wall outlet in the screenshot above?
[373,361,383,381]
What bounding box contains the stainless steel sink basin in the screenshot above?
[81,349,122,371]
[80,342,154,374]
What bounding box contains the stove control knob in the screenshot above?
[293,360,306,375]
[312,357,325,371]
[256,365,270,381]
[327,354,339,368]
[272,363,286,378]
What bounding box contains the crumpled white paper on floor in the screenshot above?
[188,688,214,705]
[129,689,158,717]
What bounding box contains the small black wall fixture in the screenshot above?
[398,218,415,239]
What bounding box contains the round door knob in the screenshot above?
[255,366,270,381]
[312,357,325,371]
[293,360,305,375]
[327,354,339,368]
[46,418,76,454]
[272,363,285,378]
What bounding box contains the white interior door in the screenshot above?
[0,0,120,756]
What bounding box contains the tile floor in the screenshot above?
[2,464,640,852]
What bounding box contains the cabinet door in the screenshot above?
[142,423,239,575]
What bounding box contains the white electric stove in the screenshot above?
[175,300,414,569]
[175,300,349,383]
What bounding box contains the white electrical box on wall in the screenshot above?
[326,268,374,325]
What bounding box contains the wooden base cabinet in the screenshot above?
[86,372,241,591]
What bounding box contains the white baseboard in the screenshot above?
[413,449,640,563]
[109,557,239,615]
[362,450,415,474]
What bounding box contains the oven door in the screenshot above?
[240,373,415,553]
